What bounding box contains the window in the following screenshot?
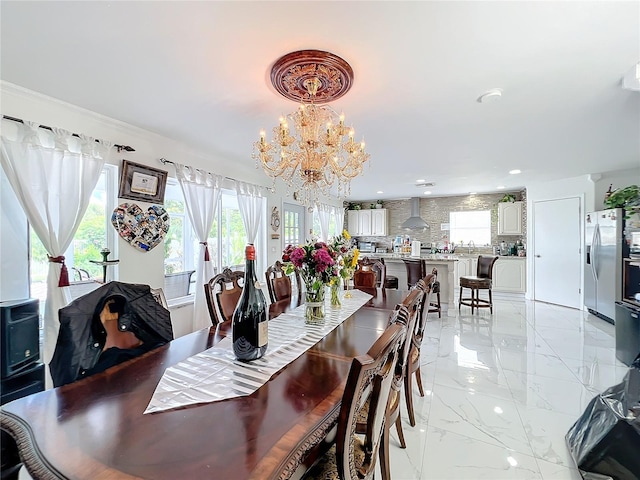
[449,210,491,247]
[30,164,118,307]
[163,182,265,298]
[312,206,339,240]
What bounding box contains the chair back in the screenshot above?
[476,256,498,279]
[204,268,245,325]
[353,266,377,288]
[415,274,436,340]
[150,287,168,309]
[335,322,405,480]
[396,290,424,378]
[359,257,387,288]
[402,258,425,288]
[265,260,301,303]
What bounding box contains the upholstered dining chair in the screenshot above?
[459,255,499,314]
[265,260,302,303]
[402,258,424,289]
[303,322,406,480]
[405,273,436,427]
[204,268,245,325]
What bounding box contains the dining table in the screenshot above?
[1,287,409,480]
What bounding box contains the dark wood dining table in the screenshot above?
[1,288,408,480]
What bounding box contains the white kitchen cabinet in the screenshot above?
[454,258,470,286]
[498,201,523,235]
[371,209,388,236]
[493,258,526,293]
[347,210,361,236]
[346,209,388,237]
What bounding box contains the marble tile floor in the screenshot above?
[382,296,630,480]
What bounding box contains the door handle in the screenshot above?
[535,255,541,258]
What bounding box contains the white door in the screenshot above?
[533,197,581,308]
[283,203,306,247]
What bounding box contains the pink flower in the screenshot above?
[289,247,306,268]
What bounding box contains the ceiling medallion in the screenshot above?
[253,50,369,208]
[270,50,354,104]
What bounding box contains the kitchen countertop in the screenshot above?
[373,253,526,261]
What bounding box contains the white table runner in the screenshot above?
[144,289,372,414]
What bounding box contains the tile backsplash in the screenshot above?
[346,190,527,251]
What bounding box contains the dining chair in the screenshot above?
[304,322,406,480]
[204,268,245,325]
[265,260,302,303]
[402,258,425,289]
[404,273,436,426]
[459,255,499,314]
[427,267,442,318]
[150,287,168,309]
[359,257,387,289]
[355,292,424,480]
[353,266,377,288]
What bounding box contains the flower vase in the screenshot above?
[344,272,354,299]
[330,278,343,308]
[305,284,325,323]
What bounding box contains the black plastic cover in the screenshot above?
[566,356,640,480]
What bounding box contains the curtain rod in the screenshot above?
[159,158,273,191]
[2,115,135,152]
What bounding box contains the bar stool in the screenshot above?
[402,258,425,289]
[459,256,498,314]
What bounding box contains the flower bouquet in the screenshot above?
[282,241,336,322]
[328,230,359,301]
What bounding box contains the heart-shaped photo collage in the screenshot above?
[111,203,170,252]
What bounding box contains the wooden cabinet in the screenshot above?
[347,209,388,236]
[498,201,523,235]
[493,258,526,293]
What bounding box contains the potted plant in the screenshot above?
[376,199,384,209]
[499,193,516,203]
[370,203,376,209]
[604,185,639,217]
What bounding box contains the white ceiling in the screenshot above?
[2,1,639,201]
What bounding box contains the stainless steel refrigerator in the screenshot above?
[585,209,623,324]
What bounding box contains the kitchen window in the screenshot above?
[449,210,491,246]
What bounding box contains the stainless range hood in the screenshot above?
[400,197,429,230]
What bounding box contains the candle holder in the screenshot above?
[90,247,120,283]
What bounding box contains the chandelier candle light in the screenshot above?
[253,50,370,207]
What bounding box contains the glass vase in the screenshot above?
[344,272,354,299]
[305,284,325,323]
[330,278,343,308]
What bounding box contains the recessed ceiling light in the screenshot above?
[416,179,425,183]
[509,169,521,175]
[376,190,383,194]
[469,192,477,195]
[497,185,505,190]
[477,88,503,103]
[424,191,432,195]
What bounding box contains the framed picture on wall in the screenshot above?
[118,160,168,204]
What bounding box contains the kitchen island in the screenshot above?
[376,254,458,312]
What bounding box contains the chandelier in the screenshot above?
[253,50,370,207]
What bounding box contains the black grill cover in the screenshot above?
[50,281,173,387]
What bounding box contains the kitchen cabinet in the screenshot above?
[498,201,523,235]
[347,209,388,236]
[493,258,526,293]
[371,209,388,236]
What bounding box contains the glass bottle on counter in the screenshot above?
[232,244,268,361]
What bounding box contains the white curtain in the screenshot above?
[316,203,332,241]
[174,163,223,332]
[235,180,266,274]
[334,205,345,235]
[1,121,111,370]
